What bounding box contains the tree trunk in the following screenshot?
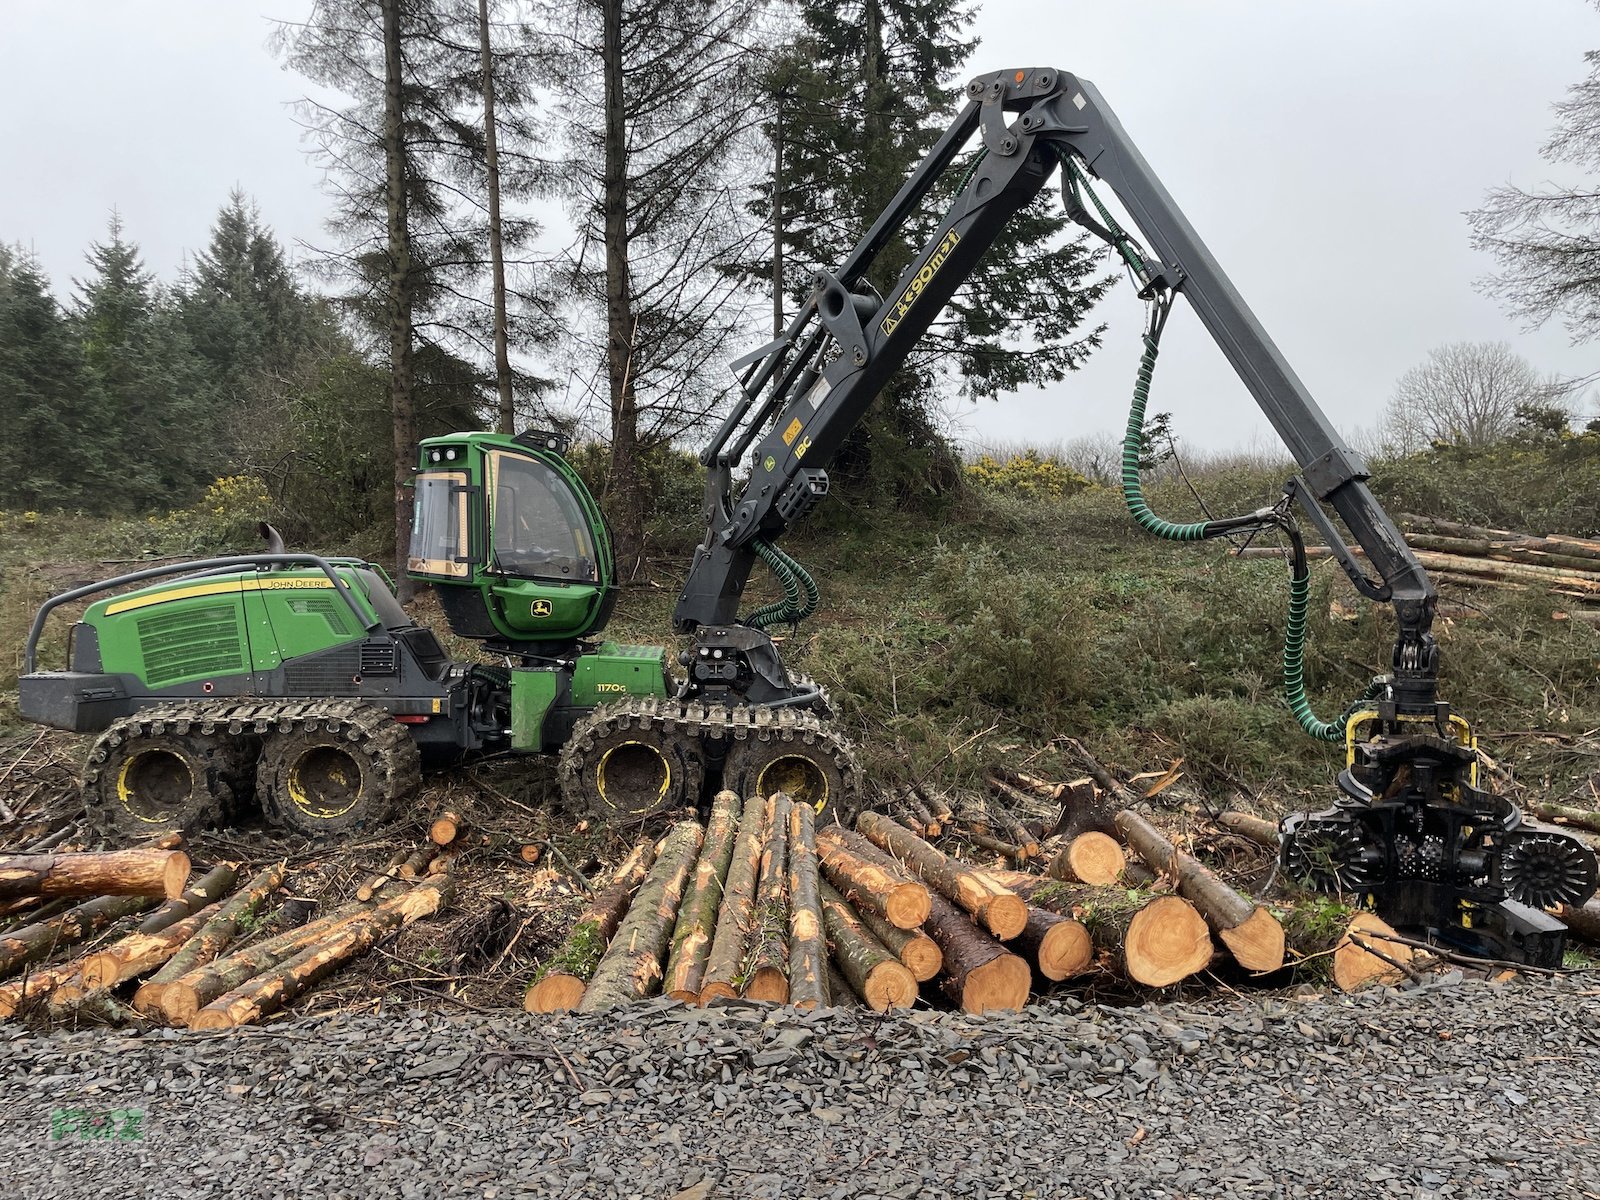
[128,863,286,1013]
[920,890,1030,1014]
[1530,801,1600,835]
[478,0,514,432]
[601,0,644,574]
[786,801,827,1008]
[699,796,768,1002]
[664,790,742,1002]
[743,793,792,1002]
[0,893,157,979]
[855,813,1026,940]
[1217,811,1282,849]
[1333,911,1415,992]
[1047,831,1126,885]
[382,0,417,603]
[815,826,929,929]
[1074,887,1214,987]
[525,838,657,1013]
[1014,904,1094,982]
[578,820,703,1012]
[1115,810,1285,973]
[429,810,465,847]
[817,881,916,1011]
[133,863,239,933]
[190,878,454,1029]
[1554,897,1600,945]
[854,904,940,982]
[0,849,190,901]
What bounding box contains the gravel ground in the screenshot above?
[1,974,1598,1200]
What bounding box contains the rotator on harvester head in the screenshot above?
[14,64,1596,966]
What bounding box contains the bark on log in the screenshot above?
[902,789,941,838]
[1015,904,1094,982]
[856,905,942,982]
[0,849,190,901]
[961,828,1026,863]
[129,862,286,1013]
[398,845,439,880]
[134,863,239,934]
[786,801,828,1009]
[825,959,860,1007]
[743,793,793,1002]
[190,878,455,1029]
[577,820,704,1013]
[0,893,159,980]
[920,890,1030,1013]
[1048,831,1126,885]
[984,778,1043,858]
[1333,911,1416,992]
[1217,812,1282,849]
[856,813,1027,940]
[910,783,955,829]
[817,881,917,1011]
[1530,801,1600,835]
[815,827,930,929]
[1115,810,1285,973]
[663,790,742,1002]
[524,839,657,1013]
[357,849,410,902]
[1554,897,1600,945]
[698,797,768,1003]
[429,810,465,846]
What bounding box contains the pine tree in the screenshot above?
[765,0,1113,504]
[0,248,101,509]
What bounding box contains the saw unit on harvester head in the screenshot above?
[18,65,1596,966]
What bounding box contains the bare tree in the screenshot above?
[1470,12,1600,354]
[1382,341,1552,452]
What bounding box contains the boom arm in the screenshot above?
[673,66,1438,713]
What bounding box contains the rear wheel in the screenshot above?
[720,707,859,826]
[258,707,420,837]
[83,726,224,839]
[559,699,706,821]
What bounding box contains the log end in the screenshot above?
[1124,895,1213,987]
[156,984,200,1026]
[524,973,586,1014]
[860,960,918,1012]
[1037,917,1094,981]
[900,934,943,983]
[1333,912,1413,993]
[1051,831,1126,886]
[189,1006,235,1031]
[885,883,931,930]
[743,967,790,1004]
[79,952,119,992]
[697,981,739,1005]
[958,952,1031,1014]
[163,852,192,900]
[130,982,166,1016]
[429,812,461,846]
[1218,906,1287,974]
[982,893,1030,942]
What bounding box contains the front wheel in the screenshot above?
[720,707,860,826]
[558,699,706,822]
[257,707,420,837]
[82,721,226,839]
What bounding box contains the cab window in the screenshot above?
[488,451,598,582]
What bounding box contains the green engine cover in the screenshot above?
[570,642,669,708]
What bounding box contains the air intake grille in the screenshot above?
[284,647,362,695]
[359,640,398,676]
[286,594,355,637]
[137,603,246,688]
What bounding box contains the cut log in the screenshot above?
[577,820,704,1013]
[815,827,930,929]
[1216,811,1282,850]
[519,844,543,865]
[663,790,742,1002]
[855,905,941,982]
[962,828,1026,863]
[743,793,793,1003]
[786,801,828,1009]
[1075,888,1213,987]
[133,863,239,934]
[920,890,1031,1014]
[524,839,657,1013]
[1015,905,1094,982]
[0,893,159,980]
[911,783,955,829]
[856,813,1027,940]
[984,777,1043,857]
[902,788,941,838]
[397,845,439,880]
[190,878,455,1029]
[1048,831,1126,885]
[0,849,190,901]
[129,862,286,1014]
[817,881,917,1011]
[1530,801,1600,835]
[825,959,860,1007]
[1333,911,1416,992]
[1554,897,1600,945]
[429,810,465,846]
[698,796,768,1003]
[1115,810,1285,973]
[356,849,410,902]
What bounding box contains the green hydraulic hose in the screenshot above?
[746,540,804,630]
[1120,328,1211,542]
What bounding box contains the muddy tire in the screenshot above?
[257,706,420,838]
[82,724,225,839]
[559,699,707,822]
[720,707,859,825]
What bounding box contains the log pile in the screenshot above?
[0,845,454,1028]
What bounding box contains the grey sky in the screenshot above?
[2,0,1595,454]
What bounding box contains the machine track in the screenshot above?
[558,696,861,823]
[83,699,421,840]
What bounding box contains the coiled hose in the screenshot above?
[746,540,820,631]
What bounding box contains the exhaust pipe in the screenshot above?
[258,521,286,555]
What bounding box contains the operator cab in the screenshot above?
[409,429,617,652]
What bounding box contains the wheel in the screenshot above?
[559,699,706,821]
[82,725,224,839]
[257,708,420,837]
[720,707,860,825]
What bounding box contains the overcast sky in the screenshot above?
[2,0,1595,453]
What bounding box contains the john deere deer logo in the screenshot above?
[531,599,553,618]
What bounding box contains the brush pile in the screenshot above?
[0,842,454,1028]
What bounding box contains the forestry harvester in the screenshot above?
[19,67,1597,964]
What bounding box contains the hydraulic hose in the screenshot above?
[1120,319,1211,542]
[746,541,821,630]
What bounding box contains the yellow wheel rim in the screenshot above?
[755,754,830,813]
[286,746,364,819]
[114,749,192,824]
[596,740,672,810]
